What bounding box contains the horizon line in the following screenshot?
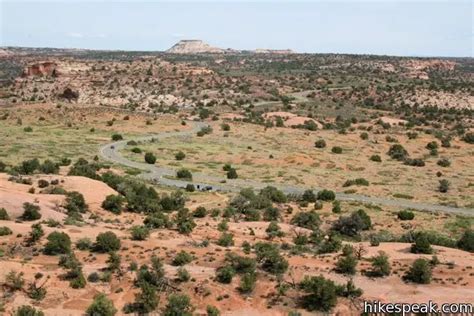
[2,45,473,59]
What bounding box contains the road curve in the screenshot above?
[99,121,474,216]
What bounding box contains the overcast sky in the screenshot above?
[1,0,473,57]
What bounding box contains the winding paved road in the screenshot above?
[99,121,474,216]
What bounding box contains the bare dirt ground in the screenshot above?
[0,173,472,315]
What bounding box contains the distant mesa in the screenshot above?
[166,40,295,54]
[253,48,295,54]
[166,40,225,54]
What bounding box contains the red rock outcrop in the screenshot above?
[22,62,59,77]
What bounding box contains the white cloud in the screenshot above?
[66,32,108,39]
[67,32,84,38]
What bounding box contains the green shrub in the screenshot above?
[291,211,321,230]
[175,151,186,160]
[438,179,450,193]
[335,255,357,275]
[331,146,342,154]
[175,208,196,234]
[123,282,158,314]
[341,244,354,256]
[342,178,369,187]
[131,147,142,153]
[462,132,474,144]
[68,267,87,289]
[176,168,192,180]
[457,230,474,252]
[67,159,100,180]
[332,209,371,237]
[206,305,220,316]
[193,206,207,218]
[404,158,425,167]
[370,235,380,246]
[411,232,433,254]
[76,238,93,250]
[15,305,44,316]
[404,259,432,284]
[37,179,49,188]
[44,231,71,255]
[216,232,234,247]
[336,279,363,298]
[27,282,46,301]
[86,293,117,316]
[197,126,213,136]
[106,252,121,272]
[28,223,44,243]
[426,141,438,150]
[437,158,451,167]
[102,194,124,214]
[332,200,341,213]
[401,230,456,248]
[314,139,326,148]
[172,251,193,266]
[185,184,195,192]
[263,206,280,221]
[441,138,451,147]
[369,154,382,162]
[266,221,285,239]
[317,189,336,201]
[159,191,186,211]
[227,168,238,179]
[0,226,12,236]
[144,212,171,229]
[225,253,256,274]
[239,272,256,294]
[144,152,156,164]
[64,191,88,215]
[299,275,337,312]
[111,134,123,141]
[0,207,10,220]
[259,186,287,203]
[163,294,193,316]
[21,202,41,221]
[387,144,408,161]
[177,267,190,282]
[59,158,72,166]
[217,219,229,232]
[6,270,24,291]
[17,158,40,174]
[397,210,415,221]
[39,160,59,174]
[94,231,121,253]
[302,190,317,202]
[368,251,391,277]
[254,242,288,275]
[216,265,235,284]
[130,225,150,241]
